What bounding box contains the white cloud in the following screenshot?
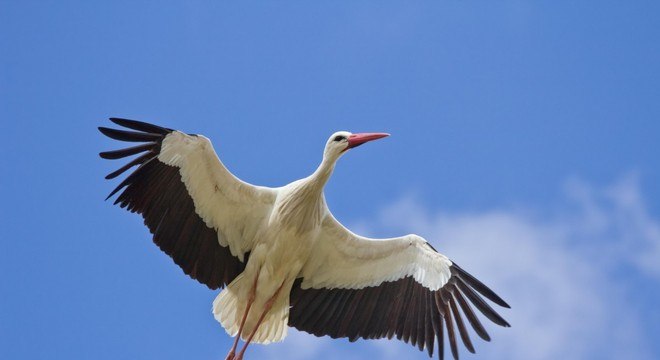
[255,175,658,360]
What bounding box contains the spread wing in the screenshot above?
[290,213,510,359]
[99,118,277,289]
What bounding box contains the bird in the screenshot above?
[99,118,510,360]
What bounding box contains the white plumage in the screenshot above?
[100,118,510,360]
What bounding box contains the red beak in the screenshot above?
[346,132,390,150]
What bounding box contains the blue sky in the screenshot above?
[1,1,659,359]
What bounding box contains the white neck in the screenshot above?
[274,152,337,234]
[308,153,337,191]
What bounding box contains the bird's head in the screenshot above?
[324,131,390,160]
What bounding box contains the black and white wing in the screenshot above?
[289,213,510,360]
[99,118,277,289]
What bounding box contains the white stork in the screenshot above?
[99,118,510,360]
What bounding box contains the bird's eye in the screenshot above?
[333,135,346,142]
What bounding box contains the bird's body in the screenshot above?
[217,180,327,344]
[100,119,510,360]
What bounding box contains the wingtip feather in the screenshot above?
[451,264,510,309]
[108,117,171,134]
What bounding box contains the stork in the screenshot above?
[99,118,510,360]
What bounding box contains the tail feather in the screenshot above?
[213,276,242,337]
[212,273,289,344]
[248,293,289,344]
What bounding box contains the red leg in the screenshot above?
[225,275,259,360]
[235,282,285,360]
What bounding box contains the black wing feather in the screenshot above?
[99,118,246,290]
[289,261,509,360]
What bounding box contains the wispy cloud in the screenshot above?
[255,174,658,360]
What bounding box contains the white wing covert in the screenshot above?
[157,130,276,259]
[300,213,453,291]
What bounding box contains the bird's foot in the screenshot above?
[225,351,235,360]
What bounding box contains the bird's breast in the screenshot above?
[272,186,325,236]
